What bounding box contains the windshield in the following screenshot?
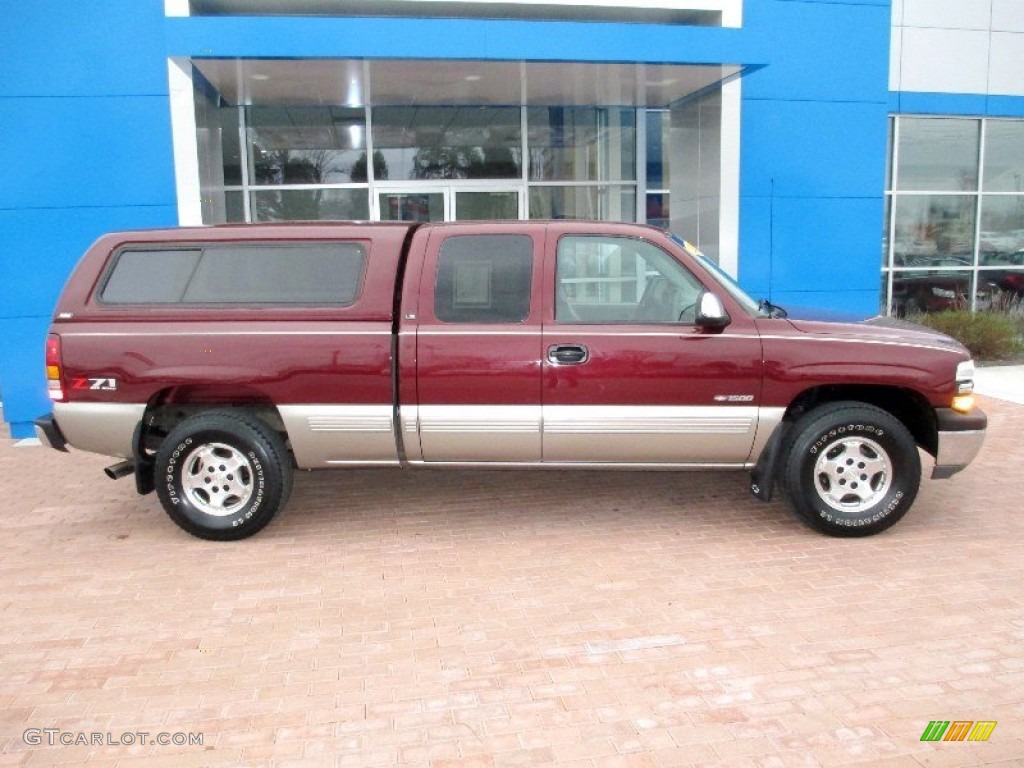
[665,233,765,317]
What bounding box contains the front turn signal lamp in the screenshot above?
[951,394,976,414]
[952,360,976,413]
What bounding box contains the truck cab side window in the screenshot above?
[434,235,533,323]
[556,235,704,324]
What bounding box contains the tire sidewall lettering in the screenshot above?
[817,490,903,526]
[229,452,265,527]
[164,437,193,507]
[808,423,884,456]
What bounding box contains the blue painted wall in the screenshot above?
[2,0,897,436]
[892,91,1024,119]
[738,0,892,315]
[0,1,178,438]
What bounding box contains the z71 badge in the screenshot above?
[71,377,118,391]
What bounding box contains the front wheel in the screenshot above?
[155,411,293,541]
[781,403,921,537]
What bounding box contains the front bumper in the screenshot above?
[931,407,986,479]
[34,414,68,452]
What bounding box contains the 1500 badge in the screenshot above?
[71,377,118,391]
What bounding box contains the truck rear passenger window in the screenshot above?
[434,235,533,323]
[100,243,366,305]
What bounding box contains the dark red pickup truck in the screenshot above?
[35,221,985,540]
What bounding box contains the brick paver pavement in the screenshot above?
[0,397,1022,767]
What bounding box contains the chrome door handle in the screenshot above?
[547,344,589,365]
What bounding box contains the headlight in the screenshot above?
[952,360,976,412]
[931,287,956,299]
[955,360,975,393]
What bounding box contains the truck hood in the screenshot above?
[782,315,969,355]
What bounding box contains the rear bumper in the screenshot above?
[34,414,68,452]
[931,407,987,479]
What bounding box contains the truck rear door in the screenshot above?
[402,224,545,463]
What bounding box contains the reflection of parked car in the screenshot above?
[892,273,970,314]
[893,239,937,264]
[979,231,1022,254]
[982,270,1024,296]
[891,257,974,315]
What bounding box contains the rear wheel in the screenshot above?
[155,411,292,541]
[782,402,920,537]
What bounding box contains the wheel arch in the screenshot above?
[138,386,290,454]
[782,384,938,457]
[750,383,938,504]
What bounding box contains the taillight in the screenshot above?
[45,334,64,402]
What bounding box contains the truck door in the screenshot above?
[540,228,766,465]
[406,224,544,463]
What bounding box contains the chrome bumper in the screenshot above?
[932,407,987,479]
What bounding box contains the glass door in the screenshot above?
[377,189,448,222]
[376,186,523,222]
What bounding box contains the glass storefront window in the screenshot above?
[891,195,976,268]
[646,193,670,229]
[377,192,444,222]
[221,109,243,186]
[248,107,367,185]
[983,120,1024,192]
[528,107,636,182]
[529,185,636,222]
[891,269,972,316]
[372,106,522,181]
[250,189,370,222]
[646,110,670,188]
[979,195,1024,266]
[883,116,1024,313]
[216,102,649,226]
[882,195,891,267]
[225,190,245,222]
[454,191,519,220]
[977,268,1024,308]
[895,117,979,192]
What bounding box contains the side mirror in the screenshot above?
[695,291,731,329]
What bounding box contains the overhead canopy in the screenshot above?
[192,58,743,108]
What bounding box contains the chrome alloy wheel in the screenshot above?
[180,442,254,517]
[813,436,892,514]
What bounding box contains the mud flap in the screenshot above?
[750,423,788,502]
[132,420,155,496]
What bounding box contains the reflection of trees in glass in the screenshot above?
[411,146,519,180]
[351,151,389,182]
[253,147,335,185]
[253,188,324,221]
[251,148,324,220]
[251,146,377,221]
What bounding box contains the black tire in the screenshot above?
[781,402,920,537]
[155,411,293,541]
